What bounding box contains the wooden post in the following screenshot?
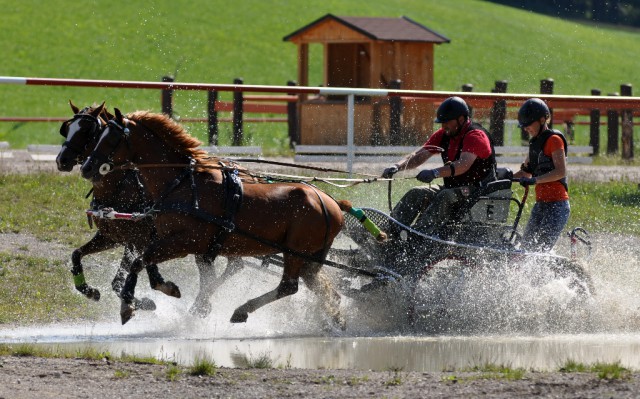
[389,79,402,146]
[286,80,299,148]
[589,89,601,156]
[207,90,218,146]
[462,83,474,118]
[607,92,619,155]
[621,84,634,160]
[489,80,507,146]
[232,78,244,146]
[540,78,554,129]
[371,100,382,145]
[565,120,575,143]
[161,76,174,118]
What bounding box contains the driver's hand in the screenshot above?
[382,165,399,179]
[519,177,537,186]
[416,169,437,183]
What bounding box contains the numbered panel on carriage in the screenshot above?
[467,182,512,224]
[466,167,513,225]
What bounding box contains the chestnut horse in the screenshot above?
[81,109,347,327]
[57,102,242,317]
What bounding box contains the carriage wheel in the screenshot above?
[408,254,479,329]
[548,258,595,298]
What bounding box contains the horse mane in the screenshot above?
[124,111,254,174]
[126,111,209,162]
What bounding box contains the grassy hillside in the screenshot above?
[0,0,638,149]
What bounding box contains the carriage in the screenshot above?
[262,170,594,327]
[59,103,594,328]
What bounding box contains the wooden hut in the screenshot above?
[283,14,450,145]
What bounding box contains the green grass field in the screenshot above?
[0,0,639,151]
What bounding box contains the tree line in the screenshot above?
[487,0,640,27]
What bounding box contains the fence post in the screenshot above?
[607,92,620,155]
[389,79,402,146]
[371,100,382,145]
[207,90,218,146]
[462,83,474,118]
[489,80,507,146]
[161,76,174,118]
[540,78,554,129]
[621,83,634,160]
[287,80,299,148]
[232,78,244,146]
[589,89,601,156]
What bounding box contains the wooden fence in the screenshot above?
[0,76,639,172]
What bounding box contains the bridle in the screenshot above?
[87,117,131,176]
[60,112,105,164]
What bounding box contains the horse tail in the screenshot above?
[336,199,353,212]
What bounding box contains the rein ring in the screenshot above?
[99,163,113,175]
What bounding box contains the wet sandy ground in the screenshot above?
[2,355,640,399]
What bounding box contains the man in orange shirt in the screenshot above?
[513,98,570,252]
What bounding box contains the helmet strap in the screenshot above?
[449,117,467,137]
[537,117,548,136]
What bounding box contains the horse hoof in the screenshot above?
[88,288,101,302]
[230,311,248,323]
[133,297,157,311]
[79,285,101,302]
[155,281,181,298]
[120,302,135,325]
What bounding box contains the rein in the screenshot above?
[110,160,397,188]
[231,158,381,178]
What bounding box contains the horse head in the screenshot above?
[80,107,135,181]
[56,100,112,172]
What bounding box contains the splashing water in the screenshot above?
[1,232,640,370]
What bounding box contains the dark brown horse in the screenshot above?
[80,109,347,327]
[57,102,243,317]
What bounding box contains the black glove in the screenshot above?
[382,165,399,179]
[519,177,537,187]
[503,168,514,181]
[416,169,437,183]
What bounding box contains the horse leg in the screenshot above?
[71,231,119,301]
[231,253,301,323]
[189,254,217,318]
[112,245,135,293]
[145,263,181,298]
[119,238,191,324]
[189,256,245,318]
[120,257,146,325]
[189,254,216,318]
[300,262,345,331]
[115,245,157,311]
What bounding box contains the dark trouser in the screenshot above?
[522,200,571,252]
[391,185,467,235]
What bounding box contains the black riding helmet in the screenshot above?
[518,98,550,128]
[435,96,470,123]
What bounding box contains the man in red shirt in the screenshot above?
[382,96,497,236]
